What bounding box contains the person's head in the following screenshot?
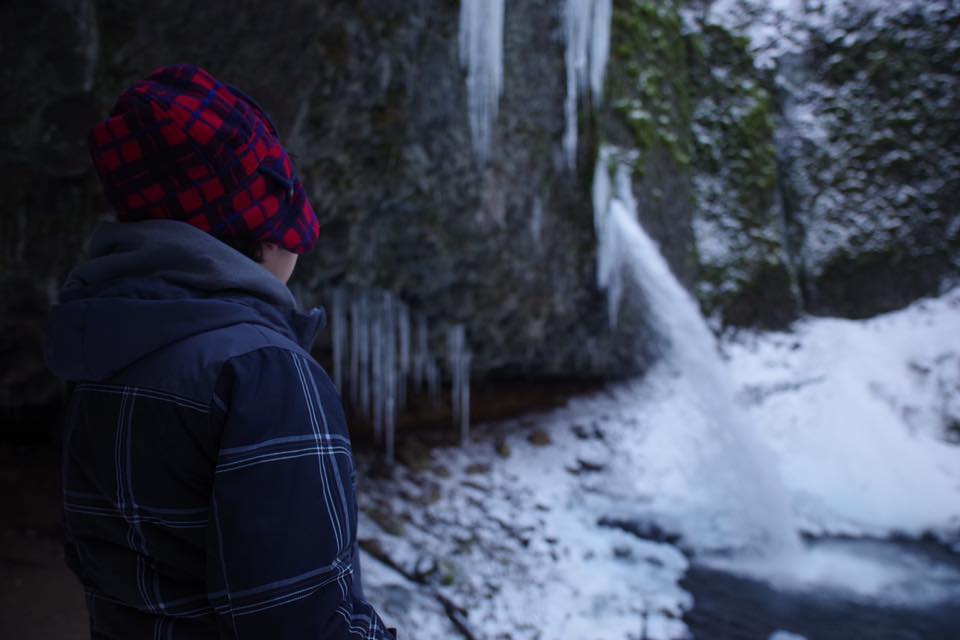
[88,64,318,284]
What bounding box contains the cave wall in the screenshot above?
[1,0,651,419]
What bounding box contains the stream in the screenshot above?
[683,538,960,640]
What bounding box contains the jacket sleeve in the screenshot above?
[206,346,393,639]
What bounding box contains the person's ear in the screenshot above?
[261,242,280,255]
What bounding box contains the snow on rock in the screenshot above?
[705,0,902,69]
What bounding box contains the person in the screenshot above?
[45,64,395,639]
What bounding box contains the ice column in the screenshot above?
[589,0,612,100]
[530,194,544,245]
[592,145,634,326]
[563,0,612,168]
[459,0,506,164]
[331,288,347,390]
[397,303,411,411]
[413,315,429,393]
[371,293,396,446]
[446,324,472,445]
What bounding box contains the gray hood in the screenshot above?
[47,220,324,381]
[64,219,298,309]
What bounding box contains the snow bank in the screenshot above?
[725,288,960,539]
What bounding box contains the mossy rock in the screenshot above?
[600,0,698,290]
[686,21,798,328]
[606,0,693,170]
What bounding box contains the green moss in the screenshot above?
[605,0,693,169]
[598,2,798,326]
[691,28,778,212]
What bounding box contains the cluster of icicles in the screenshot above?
[329,288,472,463]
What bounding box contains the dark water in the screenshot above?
[681,541,960,640]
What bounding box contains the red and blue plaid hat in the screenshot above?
[89,64,319,254]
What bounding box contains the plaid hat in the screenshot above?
[89,64,319,254]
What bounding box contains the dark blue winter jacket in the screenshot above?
[46,220,392,638]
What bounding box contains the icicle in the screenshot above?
[459,350,472,445]
[530,194,544,244]
[349,297,361,407]
[446,325,472,442]
[385,393,397,465]
[331,288,347,391]
[563,0,589,167]
[414,315,428,393]
[458,0,506,163]
[589,0,612,100]
[383,293,398,463]
[358,295,371,419]
[562,0,612,168]
[371,295,383,441]
[592,146,638,327]
[447,325,463,418]
[397,302,411,411]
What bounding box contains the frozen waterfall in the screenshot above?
[592,146,801,558]
[459,0,506,164]
[563,0,612,168]
[330,287,472,462]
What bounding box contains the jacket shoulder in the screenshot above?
[104,321,311,406]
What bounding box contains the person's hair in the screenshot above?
[220,236,264,262]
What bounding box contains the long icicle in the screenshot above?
[459,0,506,163]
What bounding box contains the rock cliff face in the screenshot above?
[774,1,960,317]
[296,0,650,381]
[703,0,960,320]
[2,0,958,418]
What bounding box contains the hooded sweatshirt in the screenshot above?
[46,220,392,639]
